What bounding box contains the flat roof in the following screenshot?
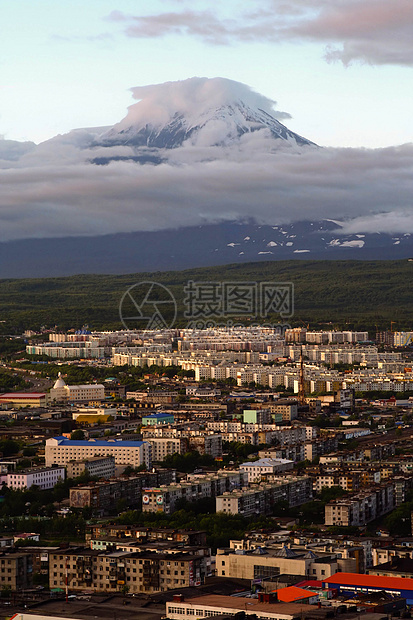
[51,436,146,447]
[0,393,46,398]
[8,466,65,475]
[240,458,293,467]
[274,586,318,603]
[169,594,317,614]
[324,571,413,591]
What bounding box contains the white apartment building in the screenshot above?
[2,466,65,490]
[45,437,151,469]
[240,458,294,483]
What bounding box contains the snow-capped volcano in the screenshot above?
[96,77,315,151]
[2,75,412,274]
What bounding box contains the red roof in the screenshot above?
[324,572,413,590]
[0,392,46,398]
[272,586,318,603]
[295,580,323,588]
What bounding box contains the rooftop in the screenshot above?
[274,586,318,603]
[0,393,46,398]
[50,436,146,447]
[240,458,293,468]
[324,571,413,590]
[169,594,319,615]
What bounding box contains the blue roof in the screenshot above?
[52,436,146,447]
[143,413,174,419]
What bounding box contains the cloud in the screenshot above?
[109,0,413,66]
[109,77,291,131]
[0,77,412,242]
[1,140,413,241]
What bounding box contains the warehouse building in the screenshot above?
[323,572,413,605]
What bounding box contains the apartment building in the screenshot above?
[66,455,116,479]
[304,436,339,462]
[147,438,183,462]
[313,472,361,493]
[0,551,32,591]
[216,477,312,517]
[70,469,176,513]
[45,436,152,468]
[187,434,223,458]
[70,478,142,512]
[49,547,207,593]
[268,400,298,422]
[26,342,106,359]
[86,525,207,548]
[325,483,395,527]
[142,471,245,514]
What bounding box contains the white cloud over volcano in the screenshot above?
[0,77,412,242]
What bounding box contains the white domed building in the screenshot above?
[49,372,104,403]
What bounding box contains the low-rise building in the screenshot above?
[0,392,48,408]
[1,466,65,490]
[216,544,338,580]
[142,413,175,426]
[166,594,318,620]
[49,374,105,402]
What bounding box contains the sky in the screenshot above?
[1,0,412,148]
[0,0,413,244]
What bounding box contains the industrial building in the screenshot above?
[323,572,413,605]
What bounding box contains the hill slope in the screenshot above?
[0,260,412,333]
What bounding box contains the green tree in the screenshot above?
[0,439,20,457]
